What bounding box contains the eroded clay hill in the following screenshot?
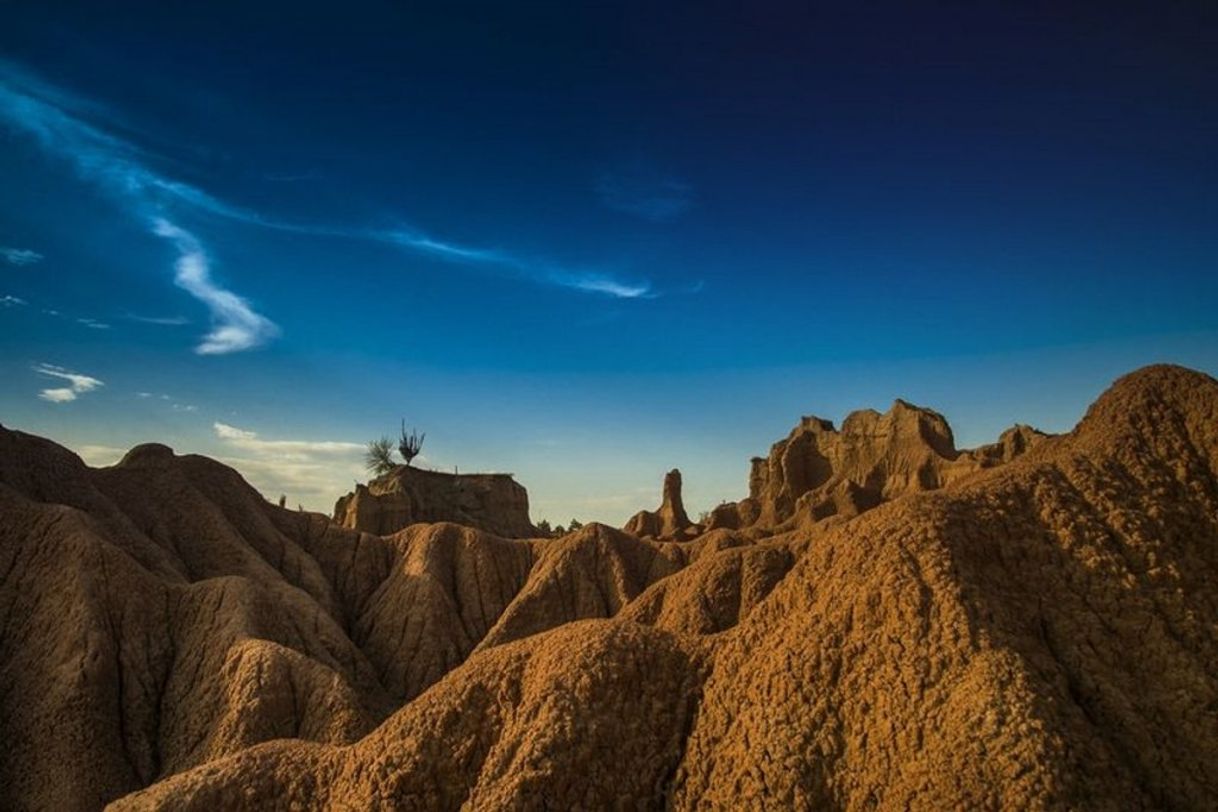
[2,365,1216,810]
[0,432,763,811]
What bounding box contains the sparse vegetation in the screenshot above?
[365,436,396,476]
[568,519,583,531]
[536,519,552,536]
[399,421,425,467]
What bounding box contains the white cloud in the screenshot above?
[211,421,367,510]
[34,362,103,403]
[133,391,198,412]
[213,421,362,459]
[39,388,78,403]
[548,271,654,299]
[1,294,26,307]
[0,62,656,304]
[1,247,42,266]
[125,314,190,326]
[77,317,110,329]
[153,219,280,354]
[0,66,280,354]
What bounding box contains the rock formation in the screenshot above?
[707,398,1048,531]
[623,468,699,539]
[334,465,537,538]
[0,432,732,810]
[1,365,1216,810]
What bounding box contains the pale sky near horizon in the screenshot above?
[2,3,1216,524]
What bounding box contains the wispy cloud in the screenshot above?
[1,294,26,307]
[375,228,654,298]
[596,169,694,223]
[135,391,195,412]
[34,362,103,403]
[1,247,42,266]
[0,61,657,311]
[153,219,280,354]
[20,302,125,330]
[125,313,190,326]
[212,421,367,508]
[214,421,363,459]
[0,63,280,354]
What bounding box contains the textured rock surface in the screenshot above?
[2,365,1216,810]
[623,468,699,539]
[334,465,537,538]
[0,434,730,810]
[711,398,1048,530]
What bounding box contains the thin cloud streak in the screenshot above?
[125,313,191,326]
[213,422,363,458]
[0,67,281,354]
[2,247,43,265]
[0,62,656,305]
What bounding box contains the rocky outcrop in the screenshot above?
[4,365,1218,810]
[0,430,752,810]
[623,468,699,539]
[708,398,1048,531]
[334,466,537,538]
[104,365,1218,810]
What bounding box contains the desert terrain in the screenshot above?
[0,364,1215,809]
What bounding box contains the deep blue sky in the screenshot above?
[2,2,1216,522]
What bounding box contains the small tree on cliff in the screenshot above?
[365,436,395,476]
[398,422,425,467]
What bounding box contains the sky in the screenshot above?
[1,2,1216,524]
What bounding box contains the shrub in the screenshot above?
[365,436,396,476]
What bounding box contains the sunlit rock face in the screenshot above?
[334,465,537,538]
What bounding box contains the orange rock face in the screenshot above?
[623,468,699,539]
[707,398,1048,531]
[333,465,537,538]
[1,365,1216,810]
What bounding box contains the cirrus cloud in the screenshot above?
[2,247,42,266]
[34,362,103,403]
[0,59,659,324]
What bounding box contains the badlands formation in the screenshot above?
[1,364,1216,809]
[334,466,536,538]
